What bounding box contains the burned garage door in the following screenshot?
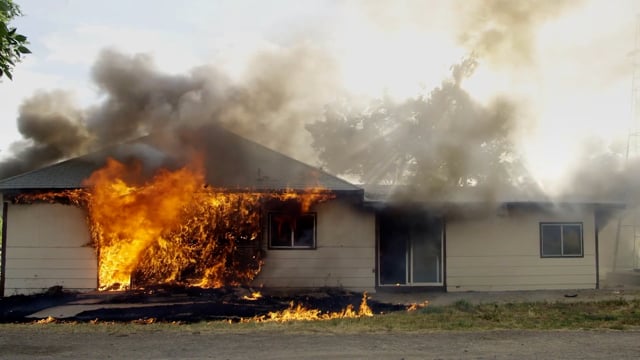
[378,211,443,286]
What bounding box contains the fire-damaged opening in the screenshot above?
[377,210,444,288]
[128,223,265,290]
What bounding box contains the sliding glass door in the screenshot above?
[378,212,443,286]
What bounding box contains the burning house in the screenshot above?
[0,124,632,296]
[0,125,372,295]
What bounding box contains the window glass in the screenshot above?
[541,224,562,256]
[540,223,583,257]
[562,225,583,255]
[270,214,293,247]
[269,213,316,249]
[294,215,315,247]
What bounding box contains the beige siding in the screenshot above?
[4,203,97,295]
[255,199,376,292]
[597,207,638,286]
[446,206,597,292]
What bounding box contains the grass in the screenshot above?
[2,298,640,333]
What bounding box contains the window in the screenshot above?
[268,213,316,249]
[540,223,583,257]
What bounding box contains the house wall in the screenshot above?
[255,199,376,292]
[3,203,97,296]
[597,207,639,287]
[446,206,597,292]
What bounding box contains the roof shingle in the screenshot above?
[0,126,362,194]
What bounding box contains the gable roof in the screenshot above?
[0,125,362,194]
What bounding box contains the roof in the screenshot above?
[362,184,627,207]
[0,125,362,194]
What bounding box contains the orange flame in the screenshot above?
[242,291,263,301]
[249,292,373,322]
[18,157,334,291]
[406,300,429,312]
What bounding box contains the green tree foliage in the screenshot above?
[0,0,30,80]
[307,57,528,199]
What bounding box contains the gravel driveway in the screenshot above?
[1,327,639,359]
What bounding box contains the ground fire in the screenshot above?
[18,157,333,291]
[247,292,373,322]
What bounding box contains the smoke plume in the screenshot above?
[0,46,342,179]
[1,91,92,177]
[0,0,622,206]
[455,0,580,66]
[309,56,533,204]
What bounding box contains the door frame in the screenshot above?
[376,210,445,287]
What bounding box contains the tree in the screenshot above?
[306,57,529,200]
[0,0,30,80]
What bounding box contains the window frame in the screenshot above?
[539,222,584,258]
[268,212,317,250]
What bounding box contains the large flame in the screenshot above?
[19,157,333,290]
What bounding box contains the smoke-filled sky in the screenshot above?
[0,0,639,194]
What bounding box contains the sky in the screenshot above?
[1,0,639,193]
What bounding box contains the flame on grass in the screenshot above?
[242,291,263,301]
[35,316,58,324]
[18,157,333,291]
[248,292,373,322]
[406,300,429,312]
